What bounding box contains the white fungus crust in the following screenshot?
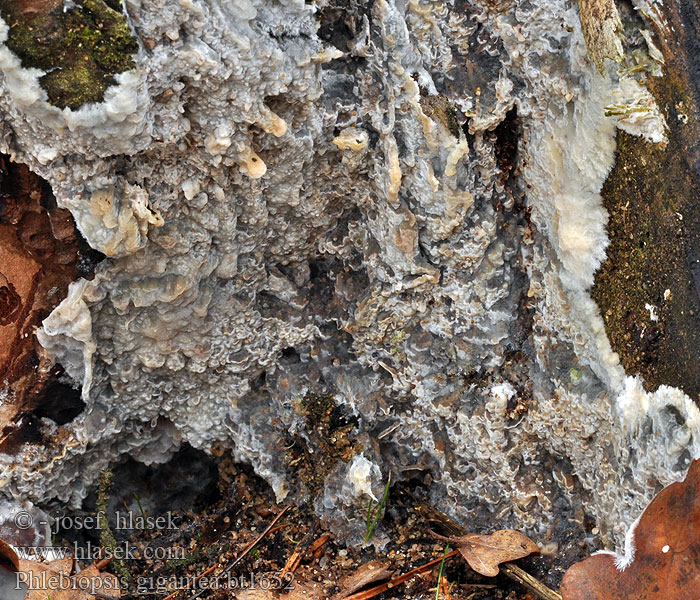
[0,0,691,549]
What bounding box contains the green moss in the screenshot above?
[592,67,700,400]
[0,0,138,109]
[96,469,132,583]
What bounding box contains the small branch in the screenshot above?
[281,520,318,576]
[94,557,112,570]
[309,533,330,554]
[340,550,461,600]
[501,562,562,600]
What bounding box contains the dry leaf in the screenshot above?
[430,529,540,577]
[0,539,20,572]
[578,0,624,73]
[18,557,120,600]
[0,539,25,600]
[561,458,700,599]
[332,560,393,599]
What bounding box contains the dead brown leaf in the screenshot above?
[18,557,120,600]
[430,529,540,577]
[0,539,20,572]
[561,458,700,599]
[331,560,393,600]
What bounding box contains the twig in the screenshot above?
[309,533,330,554]
[267,522,292,536]
[161,563,219,600]
[161,506,290,600]
[340,550,460,600]
[281,521,318,576]
[94,557,112,570]
[501,562,562,600]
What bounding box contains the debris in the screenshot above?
[162,505,290,600]
[437,574,452,600]
[237,575,325,600]
[428,529,540,577]
[339,550,460,600]
[501,562,562,600]
[281,521,318,576]
[309,533,330,558]
[645,303,659,321]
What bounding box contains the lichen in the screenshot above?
[0,0,138,110]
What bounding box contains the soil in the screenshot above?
[51,448,558,600]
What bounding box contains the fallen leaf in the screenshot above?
[0,539,20,571]
[78,565,122,599]
[429,529,540,577]
[17,557,120,600]
[0,539,25,600]
[331,560,393,599]
[561,458,700,599]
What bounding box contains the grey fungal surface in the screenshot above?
[0,0,696,552]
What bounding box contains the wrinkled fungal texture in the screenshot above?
[0,0,693,554]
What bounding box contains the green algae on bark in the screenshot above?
[0,0,138,110]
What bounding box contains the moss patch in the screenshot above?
[592,82,700,399]
[0,0,138,110]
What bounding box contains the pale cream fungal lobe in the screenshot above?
[607,77,668,145]
[346,455,381,502]
[259,106,288,137]
[240,150,267,179]
[333,128,369,151]
[205,125,233,155]
[444,139,470,177]
[385,135,402,201]
[83,184,163,257]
